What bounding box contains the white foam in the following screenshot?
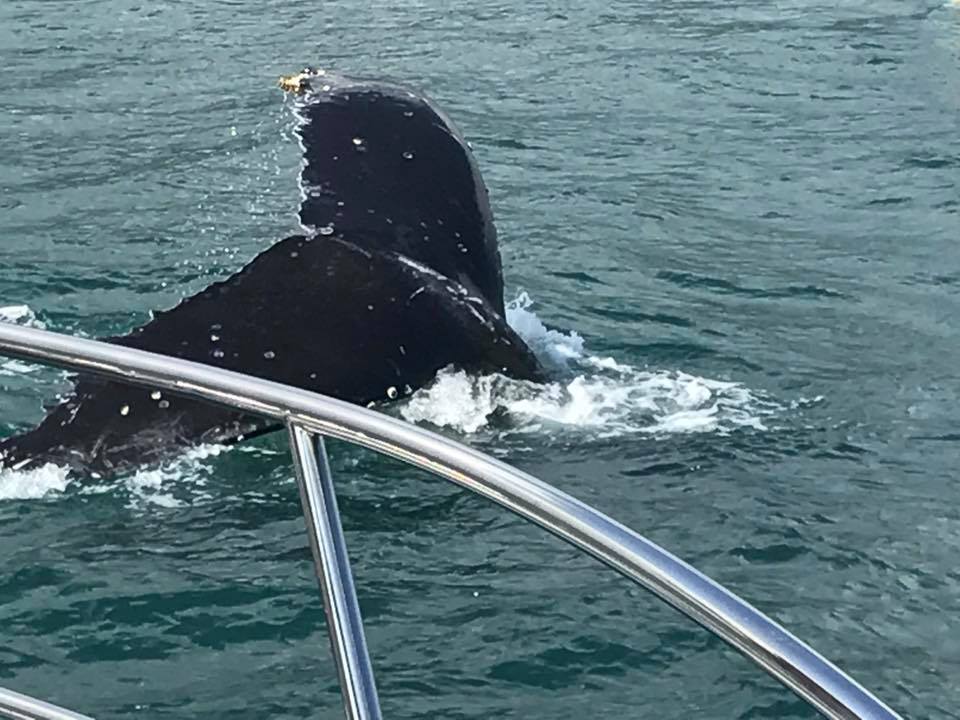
[401,367,773,437]
[0,359,39,377]
[121,444,226,508]
[0,305,48,376]
[0,444,228,505]
[0,462,71,500]
[401,293,778,438]
[0,304,45,329]
[402,372,502,433]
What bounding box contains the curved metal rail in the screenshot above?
[0,687,94,720]
[0,322,901,720]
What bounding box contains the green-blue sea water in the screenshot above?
[1,1,959,718]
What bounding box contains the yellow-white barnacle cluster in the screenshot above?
[277,67,327,95]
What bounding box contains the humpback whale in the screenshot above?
[0,70,545,477]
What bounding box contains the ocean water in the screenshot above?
[1,1,959,718]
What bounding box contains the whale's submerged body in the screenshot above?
[0,71,545,477]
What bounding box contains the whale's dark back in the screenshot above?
[296,77,506,315]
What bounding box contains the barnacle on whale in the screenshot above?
[278,67,326,94]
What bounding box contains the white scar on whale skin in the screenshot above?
[396,254,449,281]
[465,304,494,329]
[394,256,495,327]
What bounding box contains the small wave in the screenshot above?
[655,271,845,300]
[400,293,778,437]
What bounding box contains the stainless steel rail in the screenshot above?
[0,687,94,720]
[0,322,902,720]
[289,425,383,720]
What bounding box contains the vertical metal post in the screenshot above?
[287,423,383,720]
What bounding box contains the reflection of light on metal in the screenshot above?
[0,322,906,720]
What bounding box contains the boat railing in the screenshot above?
[0,322,902,720]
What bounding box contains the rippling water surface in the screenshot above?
[2,1,959,718]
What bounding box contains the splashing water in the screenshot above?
[504,292,585,371]
[401,293,778,437]
[0,444,228,505]
[1,295,778,501]
[0,304,46,376]
[117,444,226,508]
[0,462,71,500]
[0,304,45,328]
[0,359,39,378]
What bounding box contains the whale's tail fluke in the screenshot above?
[0,72,544,477]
